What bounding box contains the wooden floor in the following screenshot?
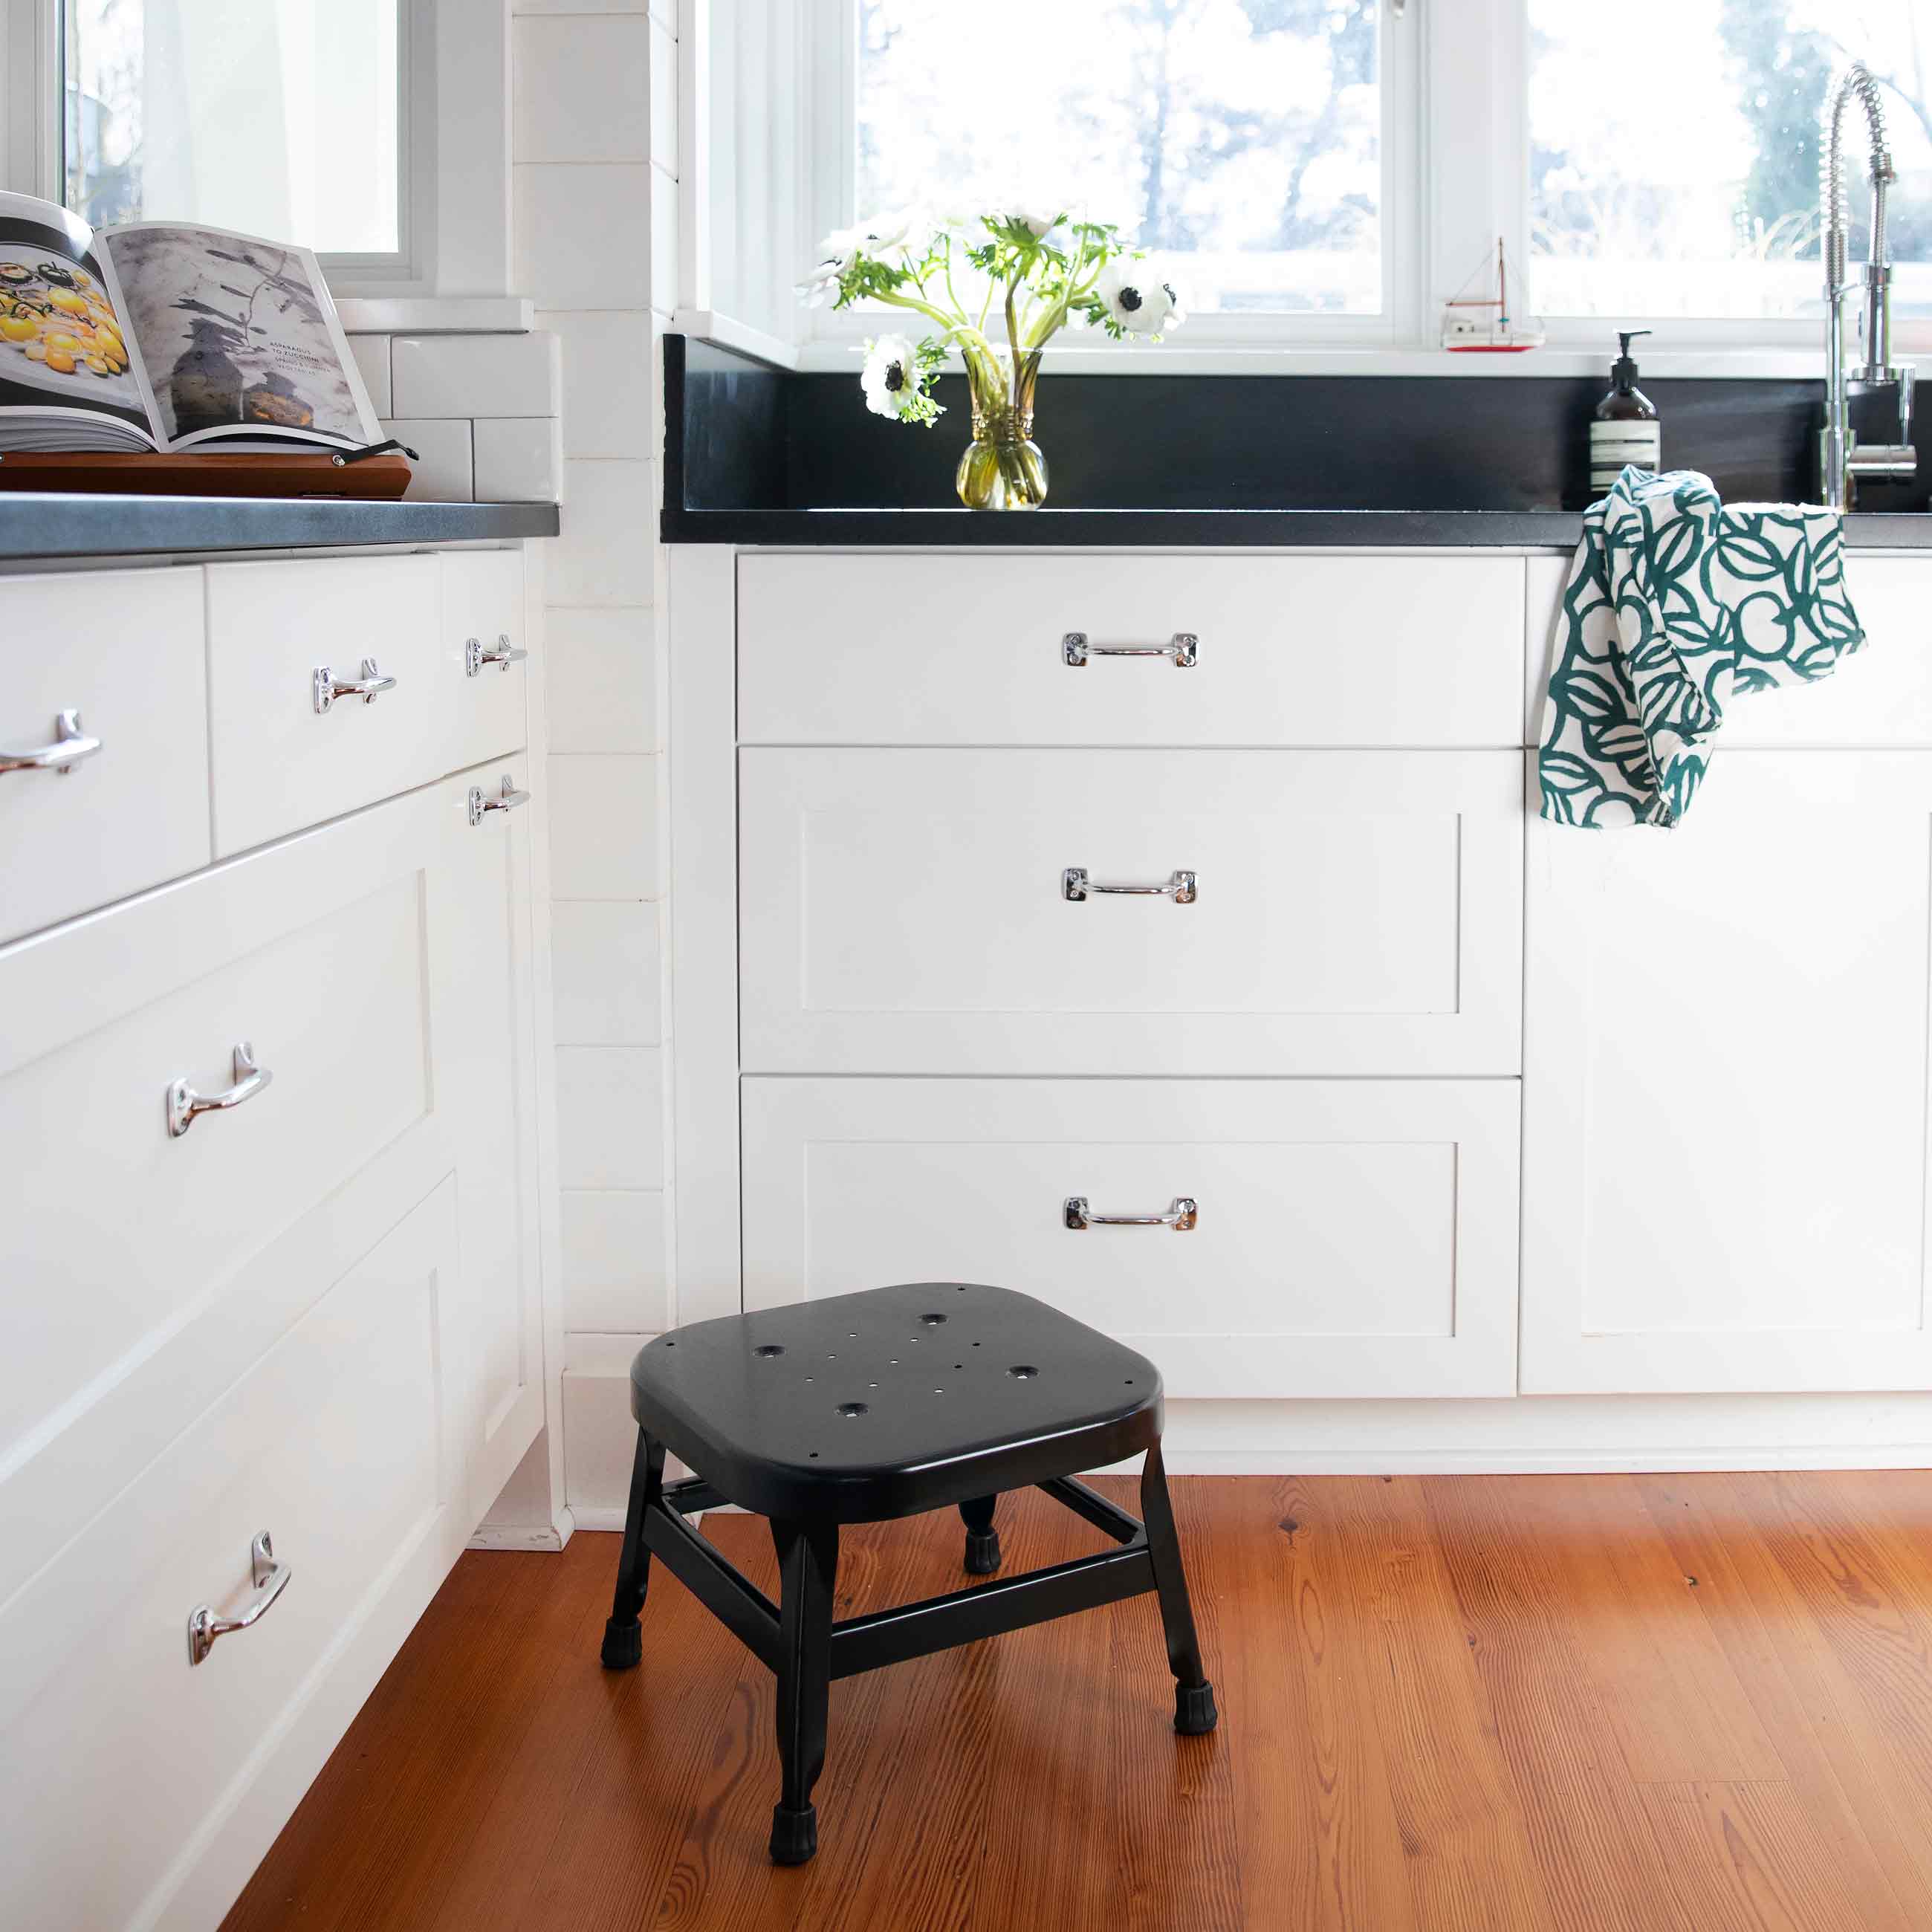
[224,1471,1932,1932]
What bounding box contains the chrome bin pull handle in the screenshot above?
[467,774,531,826]
[167,1040,273,1138]
[187,1531,291,1666]
[1,707,101,775]
[1065,1196,1198,1232]
[313,657,398,713]
[1063,867,1196,904]
[1063,631,1196,667]
[465,633,529,677]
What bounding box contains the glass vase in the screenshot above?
[956,350,1048,510]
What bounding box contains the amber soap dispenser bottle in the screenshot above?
[1590,329,1660,495]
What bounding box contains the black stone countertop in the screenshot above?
[661,505,1932,549]
[0,493,558,561]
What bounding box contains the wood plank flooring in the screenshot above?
[222,1473,1932,1932]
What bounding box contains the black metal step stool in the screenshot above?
[600,1280,1218,1865]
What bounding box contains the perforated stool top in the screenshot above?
[628,1281,1163,1523]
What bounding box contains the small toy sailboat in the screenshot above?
[1441,237,1545,352]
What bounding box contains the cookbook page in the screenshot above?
[101,223,380,450]
[0,191,155,448]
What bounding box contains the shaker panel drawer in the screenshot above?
[742,1077,1521,1399]
[441,548,530,775]
[207,555,447,852]
[0,566,207,941]
[739,748,1524,1075]
[738,552,1526,747]
[0,1180,464,1932]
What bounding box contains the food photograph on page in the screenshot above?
[0,201,145,428]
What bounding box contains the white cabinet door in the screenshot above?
[742,1077,1521,1398]
[739,551,1526,748]
[439,755,545,1520]
[1523,750,1932,1393]
[740,748,1523,1076]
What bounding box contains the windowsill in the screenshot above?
[678,313,1839,381]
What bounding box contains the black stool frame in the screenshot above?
[603,1427,1216,1864]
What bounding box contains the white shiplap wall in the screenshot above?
[510,0,678,1522]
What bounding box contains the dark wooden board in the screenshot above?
[0,449,411,498]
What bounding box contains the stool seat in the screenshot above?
[629,1280,1161,1523]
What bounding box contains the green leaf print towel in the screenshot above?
[1537,467,1864,826]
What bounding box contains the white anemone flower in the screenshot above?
[843,209,935,271]
[996,200,1068,239]
[1096,259,1185,335]
[796,235,857,306]
[860,334,923,420]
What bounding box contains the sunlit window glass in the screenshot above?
[62,0,401,254]
[855,0,1383,316]
[1529,0,1932,320]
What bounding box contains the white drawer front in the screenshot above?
[0,782,469,1531]
[738,551,1526,748]
[0,1181,464,1932]
[207,555,447,853]
[0,566,207,941]
[740,748,1524,1075]
[442,548,530,776]
[742,1078,1521,1398]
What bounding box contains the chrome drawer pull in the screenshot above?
[465,632,528,677]
[1065,1196,1198,1232]
[187,1531,291,1667]
[1,707,100,775]
[467,774,531,826]
[1063,631,1196,667]
[167,1040,273,1138]
[1063,866,1196,904]
[312,657,397,713]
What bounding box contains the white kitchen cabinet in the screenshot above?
[739,746,1524,1077]
[742,1077,1522,1398]
[739,551,1526,748]
[1522,749,1932,1394]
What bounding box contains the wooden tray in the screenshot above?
[0,450,412,499]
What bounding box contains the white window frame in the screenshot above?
[0,0,516,304]
[678,0,1932,372]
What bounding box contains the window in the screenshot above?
[852,0,1388,318]
[1529,0,1932,323]
[61,0,403,258]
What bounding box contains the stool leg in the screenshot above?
[1140,1442,1218,1735]
[600,1428,664,1670]
[769,1517,839,1865]
[959,1494,1002,1575]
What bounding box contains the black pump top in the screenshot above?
[1612,328,1652,389]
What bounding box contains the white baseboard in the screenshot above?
[468,1507,575,1552]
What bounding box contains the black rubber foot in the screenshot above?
[964,1528,1002,1576]
[600,1618,642,1670]
[769,1803,818,1865]
[1174,1680,1219,1735]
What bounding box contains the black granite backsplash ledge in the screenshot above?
[661,334,1932,539]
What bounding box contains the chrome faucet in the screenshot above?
[1821,62,1917,510]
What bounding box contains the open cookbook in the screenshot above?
[0,191,380,456]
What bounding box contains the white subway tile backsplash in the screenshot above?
[514,16,651,165]
[555,1045,663,1189]
[550,459,654,602]
[348,334,392,415]
[515,0,645,13]
[562,1189,669,1332]
[475,416,564,502]
[553,899,661,1044]
[534,310,655,458]
[380,417,473,501]
[548,753,659,898]
[515,165,654,310]
[649,19,677,172]
[546,606,657,751]
[392,331,560,419]
[651,163,678,317]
